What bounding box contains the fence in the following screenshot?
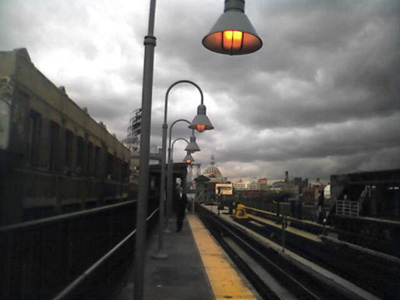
[0,200,158,299]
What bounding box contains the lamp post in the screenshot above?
[153,81,211,259]
[183,149,195,164]
[171,138,196,165]
[166,135,198,222]
[164,127,199,233]
[203,0,263,55]
[134,1,157,299]
[169,138,195,219]
[166,121,201,232]
[135,0,261,298]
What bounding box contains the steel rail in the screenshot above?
[1,200,137,232]
[196,205,359,299]
[199,210,324,300]
[223,221,322,299]
[243,210,397,298]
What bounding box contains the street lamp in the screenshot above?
[171,137,196,165]
[169,138,195,210]
[135,0,260,298]
[134,1,157,298]
[164,138,195,231]
[188,104,214,132]
[183,150,195,164]
[153,81,211,260]
[202,0,263,55]
[166,121,200,232]
[185,131,201,153]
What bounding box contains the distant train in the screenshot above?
[0,49,131,226]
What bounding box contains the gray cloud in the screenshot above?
[1,0,399,180]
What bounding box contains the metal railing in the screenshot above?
[53,208,159,300]
[0,200,158,299]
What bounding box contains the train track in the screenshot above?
[198,207,362,299]
[196,205,381,300]
[243,212,400,299]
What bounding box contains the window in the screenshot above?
[87,142,93,175]
[28,110,41,166]
[65,130,73,171]
[49,121,60,171]
[76,136,84,175]
[106,153,113,179]
[94,146,100,176]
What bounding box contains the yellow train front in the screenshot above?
[234,204,248,219]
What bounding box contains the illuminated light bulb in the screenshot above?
[223,30,243,52]
[196,124,206,132]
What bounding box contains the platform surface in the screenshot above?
[115,213,257,300]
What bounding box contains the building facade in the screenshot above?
[0,49,130,225]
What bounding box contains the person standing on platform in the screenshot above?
[176,188,188,232]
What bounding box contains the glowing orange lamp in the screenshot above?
[203,0,262,55]
[196,124,206,133]
[185,131,201,153]
[183,151,194,164]
[189,104,214,133]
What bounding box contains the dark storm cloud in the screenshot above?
[216,112,400,161]
[154,0,400,125]
[1,0,399,179]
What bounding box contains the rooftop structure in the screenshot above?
[203,155,224,182]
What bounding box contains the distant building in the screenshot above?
[200,155,228,202]
[257,178,268,190]
[202,155,225,182]
[234,177,268,191]
[248,177,258,190]
[234,179,247,190]
[271,181,285,192]
[305,178,327,204]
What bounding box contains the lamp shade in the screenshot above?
[183,151,194,164]
[189,104,214,133]
[185,135,200,153]
[202,0,262,55]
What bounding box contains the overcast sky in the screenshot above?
[1,0,399,181]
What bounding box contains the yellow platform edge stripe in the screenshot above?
[188,214,257,300]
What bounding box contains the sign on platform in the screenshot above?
[215,183,233,195]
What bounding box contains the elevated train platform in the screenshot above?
[115,213,259,300]
[2,200,397,299]
[112,203,399,299]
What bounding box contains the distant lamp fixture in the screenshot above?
[183,151,195,164]
[185,131,201,153]
[189,104,214,133]
[202,0,262,55]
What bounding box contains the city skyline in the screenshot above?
[1,0,399,180]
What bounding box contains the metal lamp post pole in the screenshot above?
[134,0,157,299]
[164,81,204,228]
[166,120,190,225]
[167,136,191,224]
[133,0,261,297]
[154,80,203,257]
